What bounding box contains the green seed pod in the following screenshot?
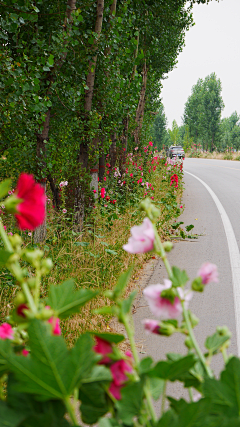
[14,292,26,307]
[163,241,173,252]
[27,277,36,289]
[185,337,194,349]
[191,277,204,292]
[41,258,53,275]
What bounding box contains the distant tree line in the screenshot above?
[151,72,240,152]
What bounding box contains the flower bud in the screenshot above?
[40,307,54,320]
[191,277,204,292]
[188,311,199,328]
[216,325,232,339]
[24,249,44,266]
[163,241,173,252]
[27,277,37,289]
[185,337,194,349]
[14,292,26,307]
[4,194,22,214]
[139,198,160,222]
[8,234,22,250]
[159,322,176,336]
[41,258,53,275]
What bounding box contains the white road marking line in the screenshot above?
[185,171,240,355]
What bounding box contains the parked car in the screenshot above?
[168,145,185,159]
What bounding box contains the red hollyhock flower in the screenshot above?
[15,174,46,230]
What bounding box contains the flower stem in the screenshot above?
[0,220,13,252]
[144,379,157,423]
[122,315,139,365]
[64,397,79,426]
[152,223,172,279]
[181,303,213,378]
[122,315,157,422]
[221,346,229,364]
[161,380,167,415]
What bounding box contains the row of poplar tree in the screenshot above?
[1,0,213,238]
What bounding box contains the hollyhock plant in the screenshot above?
[93,336,113,364]
[101,188,106,198]
[0,323,14,340]
[197,262,218,284]
[143,280,183,319]
[123,218,155,254]
[5,173,46,230]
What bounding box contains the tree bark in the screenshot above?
[99,152,105,182]
[109,132,117,170]
[134,60,147,145]
[74,0,104,228]
[34,0,77,243]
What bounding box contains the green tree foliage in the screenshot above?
[149,105,169,151]
[219,112,240,151]
[168,120,180,145]
[183,73,224,151]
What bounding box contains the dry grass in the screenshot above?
[186,151,240,161]
[0,164,183,345]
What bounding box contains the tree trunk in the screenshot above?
[90,137,99,198]
[109,132,117,170]
[74,0,104,227]
[119,116,128,176]
[34,109,51,243]
[99,152,105,182]
[134,59,147,145]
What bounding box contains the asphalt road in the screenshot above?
[133,157,240,404]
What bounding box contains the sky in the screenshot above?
[160,0,240,128]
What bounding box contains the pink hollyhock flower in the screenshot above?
[93,189,97,193]
[0,323,14,340]
[3,225,6,231]
[130,173,133,177]
[123,218,155,254]
[111,359,133,385]
[22,349,29,356]
[13,174,46,230]
[17,303,29,318]
[48,317,61,335]
[143,280,182,319]
[8,232,13,236]
[100,188,106,198]
[93,336,112,364]
[142,319,160,334]
[109,382,122,400]
[180,205,183,208]
[170,174,178,188]
[197,262,218,284]
[107,171,109,175]
[148,141,153,146]
[151,197,154,200]
[104,177,106,181]
[62,208,67,213]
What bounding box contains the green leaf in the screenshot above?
[48,55,54,66]
[105,249,118,255]
[0,250,13,266]
[149,377,165,400]
[203,357,240,418]
[139,357,154,375]
[121,290,137,314]
[82,365,112,383]
[171,221,184,230]
[171,398,211,427]
[46,279,97,318]
[115,381,144,425]
[185,224,194,232]
[73,241,89,247]
[157,409,178,427]
[171,266,189,287]
[0,400,26,427]
[79,382,109,424]
[1,321,98,400]
[205,331,229,353]
[113,267,133,299]
[149,354,196,381]
[90,333,125,345]
[0,179,11,199]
